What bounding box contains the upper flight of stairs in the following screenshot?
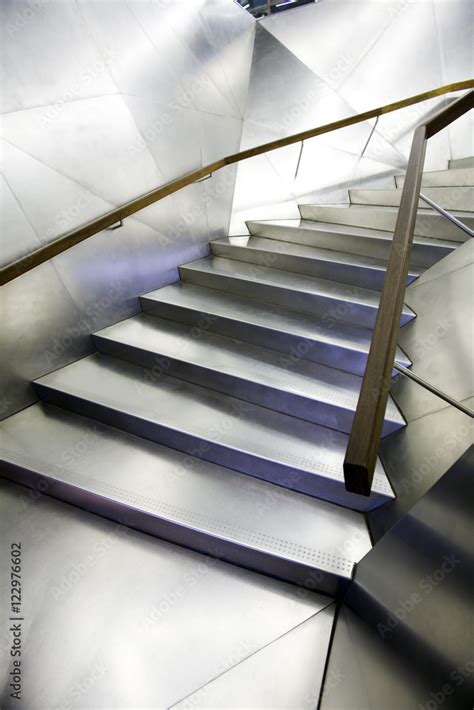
[1,160,471,596]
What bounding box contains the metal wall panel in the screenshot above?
[1,0,256,418]
[321,448,474,710]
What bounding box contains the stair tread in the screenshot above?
[94,313,405,426]
[1,403,372,579]
[211,236,423,277]
[350,186,474,211]
[396,166,474,188]
[180,256,415,320]
[34,353,394,500]
[248,218,462,249]
[141,282,411,366]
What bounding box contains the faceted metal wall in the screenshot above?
[0,0,255,418]
[230,0,473,234]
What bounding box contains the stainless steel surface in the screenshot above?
[93,312,405,436]
[211,235,423,290]
[419,192,474,238]
[1,403,373,594]
[141,282,412,377]
[1,0,256,417]
[247,218,458,267]
[449,156,474,169]
[173,605,336,709]
[298,204,473,242]
[0,477,333,710]
[392,242,474,422]
[396,166,474,188]
[34,353,394,511]
[394,363,474,418]
[350,186,474,213]
[179,256,415,330]
[322,448,474,710]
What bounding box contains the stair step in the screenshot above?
[350,186,474,212]
[34,353,395,512]
[1,403,373,595]
[297,205,472,243]
[395,167,474,189]
[140,282,411,377]
[211,236,423,290]
[449,156,474,170]
[179,256,415,330]
[247,219,458,267]
[93,313,405,436]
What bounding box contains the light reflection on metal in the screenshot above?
[393,362,474,418]
[419,192,474,238]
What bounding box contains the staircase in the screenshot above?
[2,160,472,599]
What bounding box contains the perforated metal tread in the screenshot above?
[247,218,461,250]
[179,256,415,330]
[1,403,373,591]
[93,313,405,435]
[140,282,412,376]
[211,235,423,282]
[34,353,395,511]
[349,186,474,212]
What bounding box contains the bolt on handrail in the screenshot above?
[1,80,473,286]
[344,89,474,497]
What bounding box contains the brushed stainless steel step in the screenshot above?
[34,353,395,511]
[93,313,405,436]
[0,403,373,595]
[178,256,415,330]
[449,156,474,170]
[247,219,458,266]
[211,236,423,290]
[297,205,472,242]
[140,283,411,377]
[395,167,474,189]
[349,186,474,212]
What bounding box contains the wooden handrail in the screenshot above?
[1,80,473,286]
[344,89,474,496]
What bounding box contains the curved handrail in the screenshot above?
[344,89,474,496]
[1,80,473,286]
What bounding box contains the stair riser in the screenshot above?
[350,187,474,211]
[93,334,402,437]
[211,241,418,290]
[449,157,474,170]
[248,221,454,267]
[0,462,348,596]
[179,266,413,330]
[141,296,371,376]
[396,168,474,189]
[297,206,472,243]
[34,382,389,512]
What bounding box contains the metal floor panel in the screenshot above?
[179,256,415,329]
[1,403,373,594]
[140,282,412,376]
[93,313,405,436]
[0,477,334,709]
[172,605,336,709]
[247,218,459,265]
[33,353,394,511]
[211,235,423,290]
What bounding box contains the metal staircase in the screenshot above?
[2,161,471,601]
